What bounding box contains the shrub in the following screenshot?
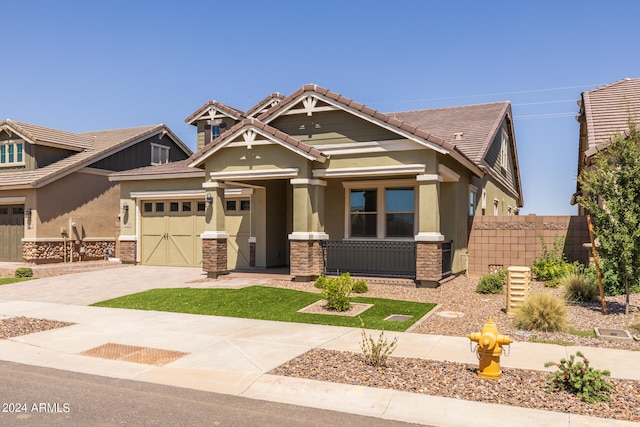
[15,268,33,278]
[351,279,368,294]
[314,275,329,289]
[544,351,613,403]
[476,271,505,294]
[562,273,598,303]
[513,292,567,332]
[360,320,398,368]
[322,273,352,311]
[532,236,579,283]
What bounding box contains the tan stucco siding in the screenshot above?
[270,110,401,145]
[204,145,311,177]
[472,177,518,216]
[35,172,119,240]
[324,179,346,240]
[323,149,434,171]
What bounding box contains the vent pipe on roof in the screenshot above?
[454,132,464,141]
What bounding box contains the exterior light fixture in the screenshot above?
[122,203,129,213]
[205,193,213,207]
[24,208,32,220]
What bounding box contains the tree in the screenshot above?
[577,118,640,314]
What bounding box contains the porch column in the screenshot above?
[415,174,444,287]
[288,179,328,281]
[201,182,228,278]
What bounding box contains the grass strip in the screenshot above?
[92,285,435,331]
[0,278,35,286]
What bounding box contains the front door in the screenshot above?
[225,198,251,270]
[0,205,24,262]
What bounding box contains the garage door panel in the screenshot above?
[0,205,24,262]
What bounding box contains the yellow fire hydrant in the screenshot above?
[466,316,512,380]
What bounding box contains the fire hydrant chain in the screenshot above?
[466,316,513,380]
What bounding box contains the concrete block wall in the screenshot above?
[467,215,589,276]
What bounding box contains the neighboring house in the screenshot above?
[574,78,640,214]
[112,84,523,286]
[0,119,191,262]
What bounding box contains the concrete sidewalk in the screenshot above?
[0,265,638,426]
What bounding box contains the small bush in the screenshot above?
[314,275,329,289]
[360,320,398,368]
[562,273,599,303]
[532,236,579,283]
[476,271,505,294]
[322,273,352,311]
[513,292,567,332]
[544,351,613,403]
[15,268,33,278]
[351,280,368,294]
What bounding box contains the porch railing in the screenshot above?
[441,240,453,277]
[322,240,417,279]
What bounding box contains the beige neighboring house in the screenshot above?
[0,119,191,263]
[574,78,640,214]
[112,84,523,286]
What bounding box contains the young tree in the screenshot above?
[577,118,640,314]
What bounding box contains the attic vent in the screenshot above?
[454,132,464,141]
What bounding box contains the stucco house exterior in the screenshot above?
[0,119,191,262]
[112,84,523,285]
[574,78,640,214]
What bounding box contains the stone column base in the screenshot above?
[118,240,137,264]
[290,240,324,282]
[203,238,228,278]
[415,241,443,288]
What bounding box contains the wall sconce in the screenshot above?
[24,208,32,221]
[205,193,213,207]
[122,203,129,213]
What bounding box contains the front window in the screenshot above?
[0,142,24,166]
[469,191,476,216]
[151,144,169,165]
[347,184,415,239]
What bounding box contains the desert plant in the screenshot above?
[513,292,567,332]
[532,236,579,283]
[476,271,505,294]
[360,319,398,368]
[562,273,598,303]
[15,268,33,278]
[351,279,368,294]
[314,275,329,289]
[322,273,352,311]
[544,351,613,403]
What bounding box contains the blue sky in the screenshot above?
[2,0,638,215]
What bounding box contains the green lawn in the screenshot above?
[92,286,436,331]
[0,277,35,285]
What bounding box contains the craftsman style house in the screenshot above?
[0,120,191,262]
[112,84,523,285]
[574,78,640,214]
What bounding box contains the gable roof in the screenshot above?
[0,122,190,189]
[245,93,285,118]
[188,118,326,168]
[1,119,94,151]
[184,100,246,125]
[581,78,640,158]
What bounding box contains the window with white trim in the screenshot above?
[500,129,509,170]
[481,189,487,216]
[493,199,499,216]
[151,143,169,165]
[347,182,415,239]
[0,141,24,166]
[469,190,476,216]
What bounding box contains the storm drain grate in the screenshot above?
[384,314,413,322]
[594,328,633,340]
[80,343,190,366]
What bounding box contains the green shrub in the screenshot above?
[513,292,567,332]
[360,320,398,368]
[532,236,579,282]
[562,273,599,303]
[476,271,505,294]
[351,279,368,294]
[544,351,613,403]
[322,273,352,311]
[314,275,329,289]
[15,268,33,278]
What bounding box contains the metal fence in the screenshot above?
[441,241,452,277]
[322,240,417,278]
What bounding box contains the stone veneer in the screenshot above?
[289,240,324,281]
[118,240,136,264]
[23,240,116,263]
[415,241,443,288]
[202,238,227,278]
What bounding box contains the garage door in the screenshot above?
[226,198,251,270]
[0,205,24,262]
[141,200,205,267]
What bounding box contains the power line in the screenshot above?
[513,112,576,120]
[513,99,576,106]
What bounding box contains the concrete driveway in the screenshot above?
[0,265,217,305]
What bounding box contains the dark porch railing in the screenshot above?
[322,240,417,279]
[441,240,453,277]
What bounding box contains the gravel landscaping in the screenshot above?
[0,316,74,339]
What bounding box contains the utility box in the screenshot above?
[506,266,531,314]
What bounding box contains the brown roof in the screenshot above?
[388,102,511,165]
[110,159,204,180]
[1,119,94,150]
[0,122,188,189]
[245,93,285,118]
[189,118,324,167]
[582,78,640,157]
[184,100,246,125]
